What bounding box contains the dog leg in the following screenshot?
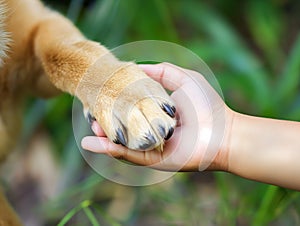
[0,188,22,226]
[32,10,176,150]
[4,0,175,151]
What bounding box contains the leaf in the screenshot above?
[79,0,120,41]
[275,33,300,105]
[67,0,85,23]
[182,2,272,113]
[246,1,284,69]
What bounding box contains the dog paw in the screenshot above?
[81,63,176,151]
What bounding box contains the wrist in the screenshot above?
[206,106,235,171]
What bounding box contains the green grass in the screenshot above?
[25,0,300,225]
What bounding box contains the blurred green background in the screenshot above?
[14,0,300,225]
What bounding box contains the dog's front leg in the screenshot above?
[33,11,176,151]
[0,188,22,226]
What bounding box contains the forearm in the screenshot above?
[228,112,300,190]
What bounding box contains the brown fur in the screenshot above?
[0,0,176,224]
[0,189,22,226]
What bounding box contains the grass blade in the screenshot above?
[57,200,92,226]
[251,185,278,226]
[83,207,100,226]
[93,203,122,226]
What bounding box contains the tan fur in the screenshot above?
[0,2,9,66]
[0,1,175,224]
[0,189,22,226]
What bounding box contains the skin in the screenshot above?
[82,63,300,191]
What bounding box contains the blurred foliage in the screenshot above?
[22,0,300,225]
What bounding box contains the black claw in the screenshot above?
[139,142,153,150]
[113,139,121,145]
[87,112,96,124]
[139,133,156,150]
[165,127,174,140]
[171,106,176,114]
[162,103,176,118]
[114,128,127,146]
[146,133,156,144]
[158,125,166,138]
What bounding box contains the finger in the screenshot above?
[82,136,127,154]
[91,121,106,137]
[139,63,191,91]
[81,136,163,166]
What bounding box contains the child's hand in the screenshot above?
[81,63,231,171]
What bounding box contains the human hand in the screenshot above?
[81,63,231,171]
